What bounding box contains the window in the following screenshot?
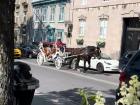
[81,0,87,5]
[33,8,36,21]
[99,18,108,38]
[34,8,40,22]
[79,19,86,36]
[15,12,19,23]
[23,16,26,23]
[40,7,43,21]
[59,6,65,21]
[42,7,47,22]
[57,29,64,40]
[50,6,55,21]
[23,12,27,23]
[44,7,48,21]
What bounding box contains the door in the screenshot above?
[121,18,140,56]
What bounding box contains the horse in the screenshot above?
[75,46,101,72]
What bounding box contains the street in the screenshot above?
[18,59,120,105]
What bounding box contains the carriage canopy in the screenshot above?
[42,41,66,48]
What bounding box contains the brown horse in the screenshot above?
[75,46,101,72]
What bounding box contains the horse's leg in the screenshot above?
[68,58,73,68]
[83,56,88,73]
[75,56,80,69]
[68,59,72,68]
[87,56,91,69]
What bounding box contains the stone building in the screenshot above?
[31,0,140,59]
[14,0,33,46]
[32,0,73,46]
[71,0,140,59]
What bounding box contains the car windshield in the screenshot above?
[100,53,111,60]
[129,52,140,70]
[123,51,136,59]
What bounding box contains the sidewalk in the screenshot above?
[32,89,115,105]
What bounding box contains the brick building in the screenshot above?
[14,0,33,45]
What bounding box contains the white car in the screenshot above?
[79,53,119,73]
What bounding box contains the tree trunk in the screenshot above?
[0,0,15,105]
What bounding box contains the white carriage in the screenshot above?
[36,42,68,69]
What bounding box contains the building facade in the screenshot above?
[14,0,33,46]
[32,0,73,46]
[71,0,140,59]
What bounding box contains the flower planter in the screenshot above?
[96,38,106,48]
[76,38,84,45]
[96,41,105,48]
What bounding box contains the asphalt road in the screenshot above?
[17,59,120,105]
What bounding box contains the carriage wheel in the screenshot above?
[55,57,62,70]
[70,58,77,70]
[28,54,33,58]
[37,53,44,65]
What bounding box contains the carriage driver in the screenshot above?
[55,38,65,54]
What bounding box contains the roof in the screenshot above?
[32,0,68,6]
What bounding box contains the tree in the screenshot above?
[33,11,45,42]
[0,0,15,105]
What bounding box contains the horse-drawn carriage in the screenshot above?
[36,41,67,69]
[37,41,101,72]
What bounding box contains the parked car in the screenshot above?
[22,45,39,58]
[14,48,22,58]
[79,53,119,73]
[119,51,137,69]
[116,50,140,100]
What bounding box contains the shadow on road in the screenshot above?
[32,87,116,105]
[32,88,80,105]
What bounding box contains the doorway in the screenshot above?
[121,18,140,56]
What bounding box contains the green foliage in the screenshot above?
[79,75,140,105]
[79,89,90,105]
[79,89,105,105]
[116,75,140,105]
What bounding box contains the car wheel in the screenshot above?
[70,58,77,70]
[28,54,33,58]
[96,63,104,73]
